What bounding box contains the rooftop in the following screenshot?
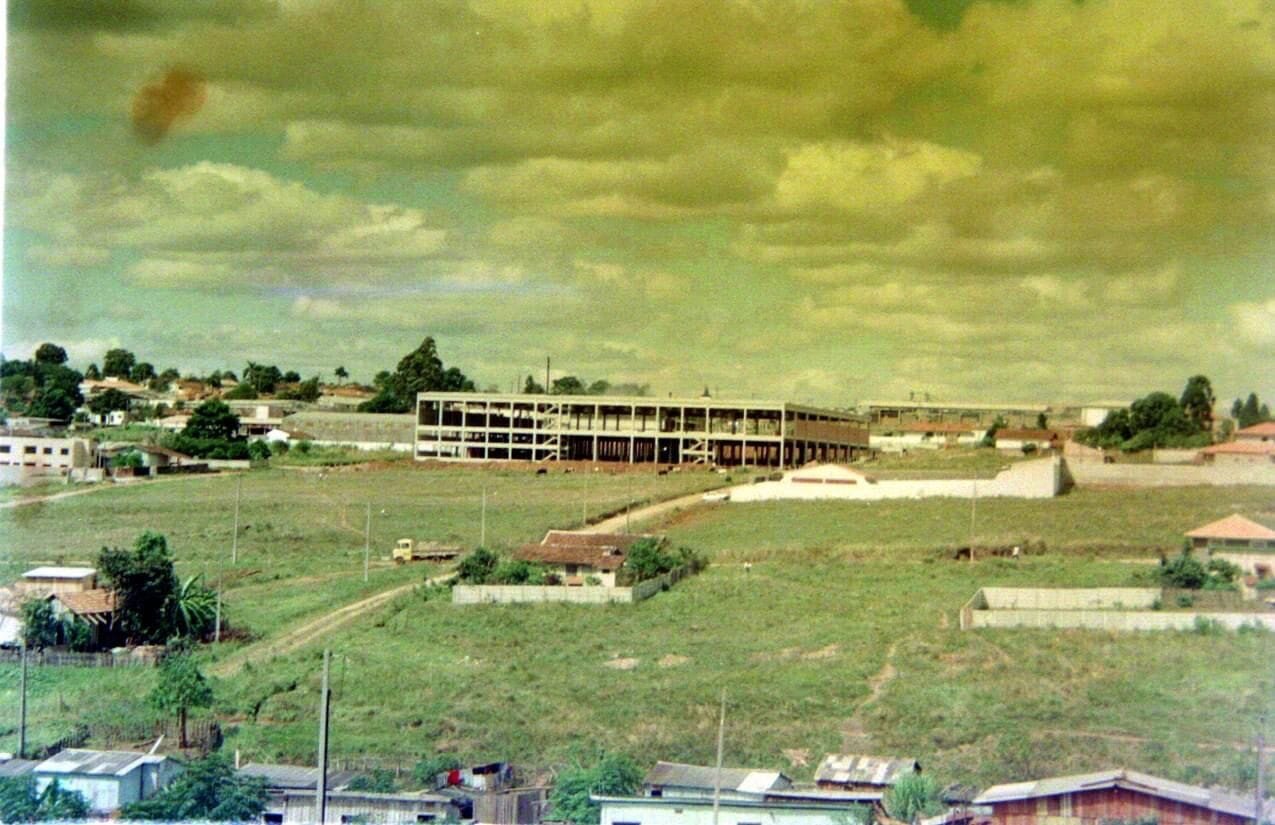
[418,391,864,418]
[52,589,117,621]
[1185,514,1275,541]
[1236,422,1275,437]
[815,754,919,787]
[23,567,96,580]
[35,749,163,777]
[1200,441,1275,455]
[644,761,789,794]
[863,400,1050,412]
[514,531,648,572]
[973,769,1260,820]
[0,758,39,778]
[238,762,361,790]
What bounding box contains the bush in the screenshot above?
[412,755,462,788]
[1255,578,1275,590]
[295,440,312,454]
[549,754,641,825]
[247,440,271,461]
[347,769,397,793]
[1160,552,1207,589]
[456,547,500,584]
[884,773,944,824]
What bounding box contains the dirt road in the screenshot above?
[0,472,230,509]
[584,489,721,534]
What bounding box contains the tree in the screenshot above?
[174,574,217,639]
[102,348,136,378]
[623,538,677,581]
[185,400,240,441]
[523,375,545,394]
[98,531,180,644]
[121,752,266,821]
[87,387,132,416]
[26,387,77,421]
[335,365,349,384]
[551,375,586,395]
[0,776,90,822]
[111,449,144,470]
[456,546,500,584]
[247,440,272,461]
[33,343,68,365]
[359,337,475,413]
[221,383,259,400]
[1234,393,1271,428]
[20,598,59,649]
[84,362,101,380]
[981,415,1008,448]
[243,362,283,394]
[549,755,641,825]
[131,361,156,383]
[1178,375,1215,433]
[282,370,301,384]
[884,773,944,824]
[149,643,213,748]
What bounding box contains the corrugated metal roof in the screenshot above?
[644,762,787,793]
[815,754,919,787]
[238,762,360,790]
[35,749,157,777]
[1185,514,1275,541]
[972,769,1260,819]
[23,567,96,580]
[0,759,39,778]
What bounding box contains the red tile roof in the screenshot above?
[513,531,650,571]
[1200,441,1275,455]
[1236,422,1275,438]
[1186,514,1275,541]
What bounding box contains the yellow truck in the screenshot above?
[393,539,463,564]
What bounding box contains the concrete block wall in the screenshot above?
[730,457,1061,502]
[1065,461,1275,487]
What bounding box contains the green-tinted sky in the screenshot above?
[4,0,1273,406]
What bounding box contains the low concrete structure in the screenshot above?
[960,587,1275,632]
[453,566,692,605]
[869,422,985,453]
[33,749,182,815]
[1065,459,1275,486]
[730,458,1062,502]
[973,768,1267,825]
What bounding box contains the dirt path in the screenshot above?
[584,490,721,534]
[211,571,454,677]
[841,639,902,749]
[0,472,231,510]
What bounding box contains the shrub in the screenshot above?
[347,769,397,793]
[413,755,462,788]
[1255,578,1275,591]
[1176,594,1194,608]
[1161,552,1207,589]
[884,773,944,824]
[295,440,312,454]
[456,547,499,584]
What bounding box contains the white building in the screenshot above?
[597,792,873,825]
[33,749,182,814]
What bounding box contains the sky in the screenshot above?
[3,0,1273,407]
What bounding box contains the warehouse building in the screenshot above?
[415,393,869,467]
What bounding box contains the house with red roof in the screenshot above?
[513,530,653,587]
[1186,514,1275,580]
[1235,421,1275,442]
[1197,439,1275,464]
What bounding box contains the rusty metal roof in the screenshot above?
[514,531,655,572]
[815,754,919,787]
[973,769,1262,820]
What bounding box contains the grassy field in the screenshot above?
[2,468,1272,794]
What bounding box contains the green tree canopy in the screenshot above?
[149,643,214,748]
[20,598,59,649]
[1178,375,1215,432]
[131,361,157,383]
[548,755,641,825]
[1234,392,1272,428]
[84,362,101,380]
[33,343,68,365]
[87,387,133,415]
[523,375,545,394]
[122,753,266,821]
[0,776,90,822]
[185,400,241,441]
[102,348,136,378]
[359,337,475,413]
[551,375,587,395]
[98,531,180,644]
[243,362,283,394]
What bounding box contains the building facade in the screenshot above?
[33,749,181,815]
[415,394,869,467]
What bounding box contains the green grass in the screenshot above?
[857,447,1030,478]
[2,471,1272,793]
[268,445,412,467]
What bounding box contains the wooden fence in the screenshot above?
[0,649,162,668]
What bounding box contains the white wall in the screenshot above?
[730,458,1061,502]
[1066,461,1275,487]
[600,798,868,825]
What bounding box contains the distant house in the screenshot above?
[33,749,182,815]
[48,589,118,646]
[1235,422,1275,443]
[870,422,984,452]
[1186,514,1275,580]
[265,427,315,445]
[642,761,791,800]
[0,431,95,485]
[972,768,1266,825]
[96,443,197,476]
[18,566,97,596]
[513,531,651,587]
[993,429,1063,452]
[238,762,362,824]
[156,414,191,432]
[814,754,920,791]
[1197,440,1275,465]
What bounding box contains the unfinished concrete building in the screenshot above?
[415,393,870,467]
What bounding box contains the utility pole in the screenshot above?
[625,474,633,534]
[18,637,28,759]
[316,649,332,825]
[545,357,551,395]
[363,502,371,583]
[214,579,222,644]
[969,480,977,564]
[231,475,243,564]
[480,485,487,547]
[1257,717,1266,825]
[711,689,726,825]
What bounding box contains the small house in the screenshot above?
[814,754,920,791]
[237,761,361,823]
[33,749,182,815]
[993,429,1062,453]
[277,789,458,824]
[1185,514,1275,580]
[17,566,97,596]
[513,531,650,587]
[48,589,118,647]
[972,768,1266,825]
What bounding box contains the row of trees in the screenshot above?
[1,344,84,421]
[1077,376,1218,451]
[521,375,651,396]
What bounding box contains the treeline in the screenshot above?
[1077,375,1270,451]
[521,374,651,396]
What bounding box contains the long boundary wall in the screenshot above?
[1065,461,1275,487]
[960,587,1275,631]
[732,457,1061,501]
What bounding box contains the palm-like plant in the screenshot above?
[174,575,217,639]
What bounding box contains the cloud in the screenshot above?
[27,244,112,268]
[1231,298,1275,350]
